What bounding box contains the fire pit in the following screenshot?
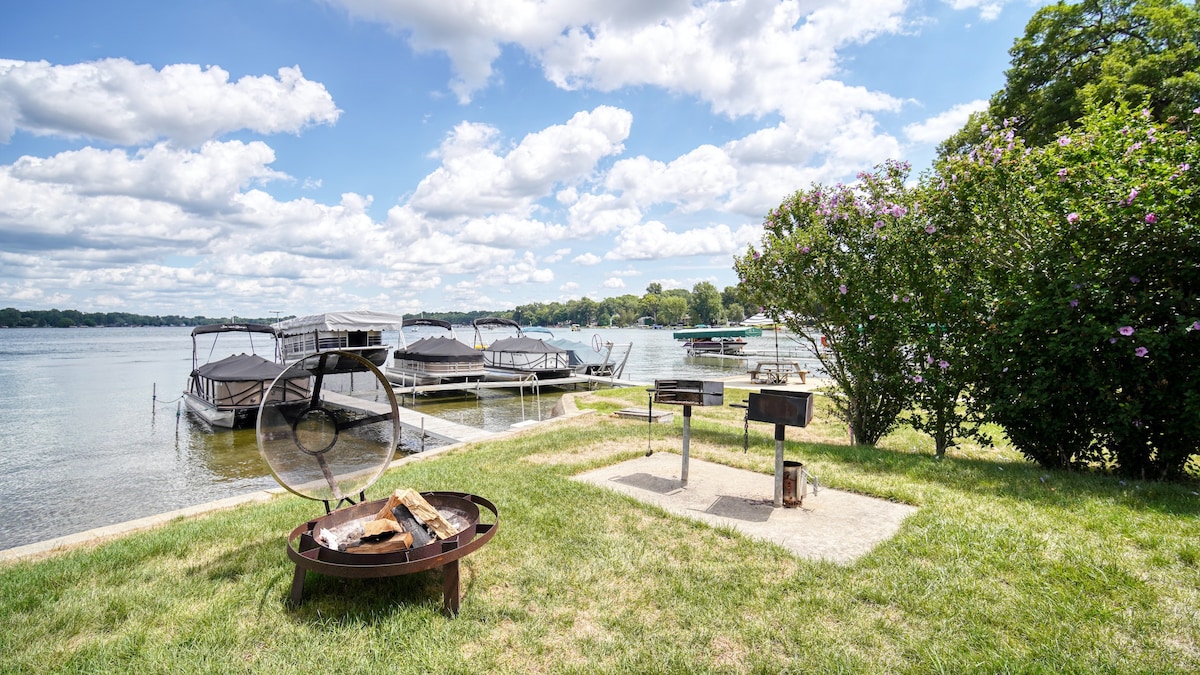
[286,491,498,615]
[647,379,724,486]
[258,350,498,615]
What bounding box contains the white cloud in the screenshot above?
[904,100,988,144]
[941,0,1011,22]
[543,247,571,263]
[479,251,554,285]
[572,252,602,265]
[330,0,909,125]
[602,277,625,288]
[606,220,741,260]
[0,59,339,146]
[564,192,642,237]
[606,144,736,212]
[409,106,631,218]
[10,141,288,213]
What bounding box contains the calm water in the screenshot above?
[0,326,819,550]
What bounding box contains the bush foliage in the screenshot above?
[739,103,1199,478]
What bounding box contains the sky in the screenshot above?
[0,0,1046,318]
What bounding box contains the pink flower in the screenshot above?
[1067,212,1080,224]
[1069,299,1079,308]
[925,224,937,234]
[1122,188,1138,206]
[913,375,923,383]
[938,360,949,369]
[1145,213,1157,224]
[1058,136,1071,146]
[839,284,848,295]
[1057,168,1068,181]
[1119,326,1134,336]
[1135,346,1149,358]
[1191,321,1200,332]
[1129,275,1140,284]
[874,220,884,230]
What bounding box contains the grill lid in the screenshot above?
[256,350,399,502]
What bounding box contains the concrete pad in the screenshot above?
[573,452,917,564]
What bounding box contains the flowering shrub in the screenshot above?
[933,103,1199,478]
[735,161,918,445]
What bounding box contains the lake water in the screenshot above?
[0,325,819,550]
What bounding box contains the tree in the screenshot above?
[645,282,663,296]
[689,281,724,325]
[736,161,919,445]
[658,296,688,326]
[939,0,1200,154]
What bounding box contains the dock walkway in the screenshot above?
[322,391,494,444]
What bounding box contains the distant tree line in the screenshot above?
[1,282,757,330]
[0,308,285,328]
[510,282,755,328]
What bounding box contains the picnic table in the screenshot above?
[748,361,809,385]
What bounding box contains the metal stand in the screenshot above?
[681,405,693,486]
[773,424,785,508]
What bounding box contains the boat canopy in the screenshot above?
[396,337,484,363]
[547,338,606,366]
[274,310,406,335]
[191,323,277,337]
[471,316,521,330]
[194,353,287,382]
[485,336,567,354]
[402,317,453,331]
[672,326,763,340]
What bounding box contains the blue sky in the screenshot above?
[0,0,1044,317]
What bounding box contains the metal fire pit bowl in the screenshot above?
[257,350,499,617]
[287,491,499,616]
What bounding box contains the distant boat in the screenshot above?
[472,317,573,380]
[386,318,485,385]
[183,323,309,430]
[273,310,406,368]
[673,326,763,355]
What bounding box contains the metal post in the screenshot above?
[773,424,785,508]
[681,405,692,487]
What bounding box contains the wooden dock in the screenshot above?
[322,391,495,445]
[388,374,645,397]
[322,374,645,445]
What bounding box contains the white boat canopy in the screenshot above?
[273,310,407,334]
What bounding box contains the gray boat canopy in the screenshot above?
[191,323,277,336]
[485,336,567,354]
[194,353,287,381]
[395,336,484,363]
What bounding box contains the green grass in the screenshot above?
[1,388,1198,673]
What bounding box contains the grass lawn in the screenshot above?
[1,387,1197,673]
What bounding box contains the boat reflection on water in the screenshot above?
[178,417,270,482]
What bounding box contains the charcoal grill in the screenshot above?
[647,379,724,486]
[257,350,498,616]
[741,389,818,507]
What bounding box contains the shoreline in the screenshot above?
[0,375,830,563]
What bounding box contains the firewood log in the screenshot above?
[393,488,459,539]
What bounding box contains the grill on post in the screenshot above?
[648,379,724,486]
[745,389,816,507]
